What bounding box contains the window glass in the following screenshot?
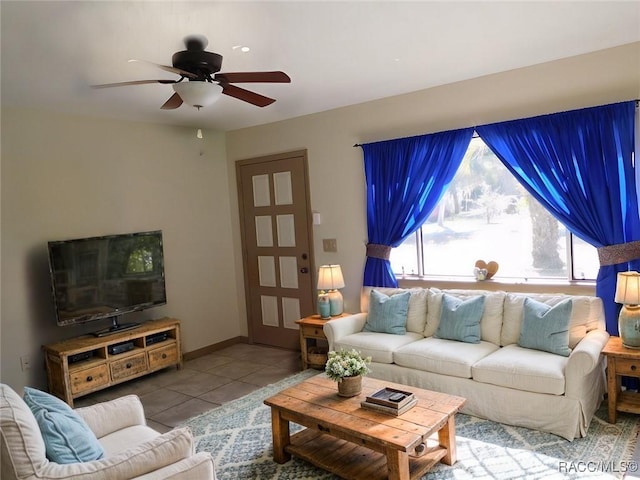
[390,232,419,277]
[390,137,597,281]
[572,235,600,280]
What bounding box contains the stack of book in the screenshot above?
[360,387,417,416]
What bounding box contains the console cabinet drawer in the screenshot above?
[616,358,640,376]
[110,353,148,381]
[148,344,179,370]
[70,365,109,394]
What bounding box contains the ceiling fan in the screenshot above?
[92,35,290,109]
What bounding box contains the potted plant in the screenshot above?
[325,349,371,397]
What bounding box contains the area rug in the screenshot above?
[181,371,639,479]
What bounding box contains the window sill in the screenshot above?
[396,276,597,296]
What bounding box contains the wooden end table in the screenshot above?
[264,375,466,480]
[602,336,640,423]
[295,314,347,369]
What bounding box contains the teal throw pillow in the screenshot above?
[363,290,411,335]
[435,294,485,343]
[518,298,572,356]
[23,387,105,464]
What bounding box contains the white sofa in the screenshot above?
[323,287,609,441]
[0,384,216,480]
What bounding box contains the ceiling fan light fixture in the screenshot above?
[173,81,222,109]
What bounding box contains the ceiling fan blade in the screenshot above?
[128,59,198,79]
[215,71,291,83]
[220,84,276,107]
[160,92,183,110]
[91,79,177,89]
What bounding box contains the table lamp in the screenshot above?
[317,265,345,316]
[615,271,640,349]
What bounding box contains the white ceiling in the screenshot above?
[2,1,639,132]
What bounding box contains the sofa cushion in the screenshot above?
[404,288,429,334]
[394,337,499,378]
[425,289,505,345]
[472,344,568,395]
[434,294,484,343]
[361,287,428,334]
[363,290,411,334]
[518,298,572,356]
[334,332,423,364]
[23,387,105,464]
[501,293,602,347]
[0,384,47,479]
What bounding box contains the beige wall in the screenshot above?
[226,42,640,314]
[1,109,242,391]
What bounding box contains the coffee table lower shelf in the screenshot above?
[287,428,447,480]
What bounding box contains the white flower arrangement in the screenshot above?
[325,349,371,382]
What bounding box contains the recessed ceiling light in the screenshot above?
[232,45,251,53]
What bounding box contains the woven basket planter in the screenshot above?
[337,375,362,397]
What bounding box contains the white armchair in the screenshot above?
[0,384,216,480]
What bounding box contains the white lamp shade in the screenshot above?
[317,265,345,291]
[615,271,640,305]
[173,81,222,108]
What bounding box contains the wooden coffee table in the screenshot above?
[264,375,466,480]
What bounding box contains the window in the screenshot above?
[390,137,599,281]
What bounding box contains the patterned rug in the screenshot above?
[181,370,639,479]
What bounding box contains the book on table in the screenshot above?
[360,387,417,415]
[361,398,418,416]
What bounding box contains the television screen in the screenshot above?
[48,230,167,328]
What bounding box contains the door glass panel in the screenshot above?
[274,171,293,205]
[277,214,296,247]
[255,216,273,247]
[282,297,301,329]
[258,256,276,287]
[252,174,271,207]
[260,296,279,327]
[279,256,299,288]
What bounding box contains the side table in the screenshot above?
[295,314,348,370]
[602,336,640,423]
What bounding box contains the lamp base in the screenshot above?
[328,290,343,316]
[619,305,640,349]
[318,293,331,320]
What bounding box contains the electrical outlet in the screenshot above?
[20,355,31,371]
[323,238,338,252]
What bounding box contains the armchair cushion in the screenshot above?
[75,394,146,439]
[22,387,104,464]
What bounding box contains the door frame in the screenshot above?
[235,149,316,345]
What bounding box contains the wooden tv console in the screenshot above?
[43,317,182,406]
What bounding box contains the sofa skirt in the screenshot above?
[366,359,606,441]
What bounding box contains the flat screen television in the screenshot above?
[48,230,167,336]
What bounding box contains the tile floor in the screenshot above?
[74,343,302,433]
